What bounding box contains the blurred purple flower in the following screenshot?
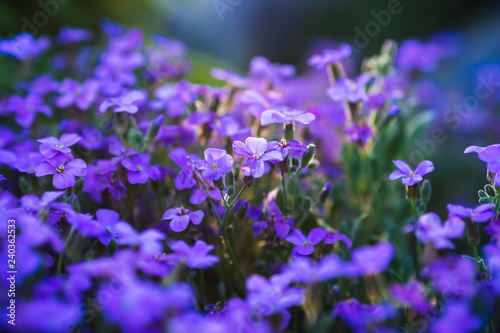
[390,280,430,313]
[344,122,374,145]
[166,240,219,268]
[161,207,204,232]
[308,45,352,69]
[20,191,64,213]
[431,302,481,333]
[58,26,93,44]
[0,33,50,60]
[416,212,465,249]
[56,78,100,110]
[477,144,500,173]
[7,94,52,128]
[260,108,315,126]
[327,74,372,103]
[447,203,495,223]
[99,90,146,114]
[343,241,395,276]
[389,160,434,186]
[324,229,352,248]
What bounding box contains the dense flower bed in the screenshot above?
[0,21,499,333]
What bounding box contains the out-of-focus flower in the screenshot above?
[285,228,327,256]
[308,45,352,70]
[344,122,373,145]
[260,108,316,126]
[20,191,64,213]
[327,73,372,103]
[233,137,283,178]
[332,299,396,332]
[343,241,395,276]
[323,229,352,248]
[161,207,204,232]
[447,203,495,223]
[56,78,100,110]
[99,90,146,114]
[390,280,430,313]
[58,26,93,44]
[431,302,481,333]
[389,160,434,186]
[166,240,219,268]
[416,212,465,249]
[0,33,50,60]
[7,94,52,128]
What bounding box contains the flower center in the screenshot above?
[409,172,414,176]
[279,139,287,147]
[252,154,259,159]
[55,144,64,149]
[56,164,65,173]
[211,163,218,169]
[303,241,312,246]
[137,166,142,170]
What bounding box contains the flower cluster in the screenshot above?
[0,22,498,333]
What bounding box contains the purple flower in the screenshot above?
[285,228,327,256]
[14,152,44,174]
[390,280,429,313]
[121,153,160,184]
[344,122,374,145]
[308,45,352,69]
[267,139,308,160]
[58,26,93,44]
[249,56,295,83]
[169,147,203,190]
[477,144,500,174]
[35,154,87,189]
[416,213,465,249]
[431,302,481,333]
[189,188,221,205]
[327,74,372,103]
[324,229,353,248]
[332,299,396,332]
[161,207,204,232]
[99,90,146,114]
[166,240,219,268]
[387,103,401,117]
[17,74,59,96]
[210,115,251,138]
[96,209,122,246]
[343,241,395,276]
[260,108,316,126]
[198,148,233,181]
[246,274,305,315]
[464,145,486,154]
[252,203,294,239]
[389,160,434,186]
[7,94,52,128]
[233,137,283,178]
[0,33,50,60]
[20,191,64,213]
[422,256,476,298]
[37,133,82,158]
[67,213,105,237]
[56,78,100,110]
[447,203,495,223]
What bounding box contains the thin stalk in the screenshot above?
[205,188,222,225]
[472,245,480,271]
[412,199,421,279]
[281,172,289,218]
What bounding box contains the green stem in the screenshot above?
[205,188,222,225]
[412,199,421,279]
[281,172,289,218]
[472,245,480,271]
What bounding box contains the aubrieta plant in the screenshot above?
[0,19,499,333]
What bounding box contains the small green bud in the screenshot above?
[291,157,299,173]
[143,115,164,147]
[227,185,235,197]
[225,171,234,188]
[479,196,492,204]
[108,238,118,257]
[19,176,30,194]
[302,196,312,211]
[128,128,143,150]
[301,144,316,167]
[485,184,496,197]
[478,190,488,199]
[72,178,85,195]
[421,180,431,203]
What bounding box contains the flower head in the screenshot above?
[260,108,315,126]
[308,45,352,70]
[447,203,495,223]
[198,148,233,181]
[121,153,160,184]
[285,228,327,256]
[389,160,434,186]
[233,137,283,178]
[161,207,204,232]
[166,240,219,268]
[34,154,87,189]
[56,78,100,110]
[416,212,465,249]
[0,33,49,60]
[37,133,82,158]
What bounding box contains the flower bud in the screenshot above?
[302,196,312,211]
[225,171,234,188]
[301,144,316,168]
[143,115,164,146]
[227,185,235,197]
[242,175,254,188]
[72,178,85,195]
[485,184,496,197]
[406,183,421,200]
[128,128,143,150]
[478,190,488,199]
[108,238,118,257]
[291,157,299,173]
[420,180,431,203]
[318,183,332,205]
[213,177,224,191]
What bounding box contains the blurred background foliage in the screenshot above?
[1,0,500,216]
